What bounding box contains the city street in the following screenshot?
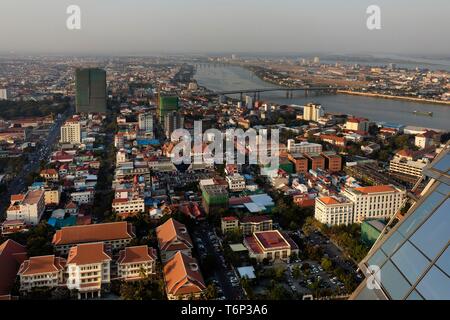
[192,222,245,300]
[0,105,73,217]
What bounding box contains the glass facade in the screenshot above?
[75,68,107,114]
[351,146,450,300]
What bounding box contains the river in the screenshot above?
[193,64,450,131]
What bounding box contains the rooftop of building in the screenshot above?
[18,255,66,276]
[67,242,111,265]
[52,221,134,246]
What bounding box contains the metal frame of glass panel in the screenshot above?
[351,146,450,300]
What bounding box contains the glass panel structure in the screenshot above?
[351,146,450,300]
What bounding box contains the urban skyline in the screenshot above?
[0,0,448,308]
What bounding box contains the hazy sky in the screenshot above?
[1,0,449,55]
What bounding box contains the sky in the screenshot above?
[0,0,449,56]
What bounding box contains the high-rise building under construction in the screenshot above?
[158,96,179,122]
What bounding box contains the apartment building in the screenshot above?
[414,131,435,149]
[52,222,135,255]
[1,220,27,236]
[288,153,309,174]
[244,230,299,263]
[138,112,154,133]
[163,251,206,300]
[70,190,95,205]
[44,188,61,206]
[66,243,112,299]
[314,196,354,226]
[320,134,346,147]
[6,190,45,225]
[389,157,428,178]
[302,103,323,122]
[112,197,145,215]
[304,153,325,171]
[117,246,157,281]
[342,185,405,223]
[226,174,246,192]
[60,120,81,144]
[287,139,322,154]
[18,256,66,292]
[240,215,273,236]
[156,218,193,262]
[321,151,342,172]
[345,117,370,133]
[221,216,239,234]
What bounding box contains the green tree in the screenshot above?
[203,284,218,300]
[292,265,302,279]
[321,257,333,271]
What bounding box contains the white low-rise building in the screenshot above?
[226,174,246,192]
[314,196,354,226]
[66,243,112,299]
[117,246,157,281]
[112,197,145,215]
[287,139,322,154]
[342,185,405,223]
[71,190,95,205]
[389,157,428,178]
[6,190,45,226]
[18,256,66,292]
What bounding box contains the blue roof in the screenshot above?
[137,139,160,146]
[145,198,160,206]
[47,216,77,229]
[30,182,45,190]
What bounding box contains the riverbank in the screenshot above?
[194,64,450,130]
[337,90,450,106]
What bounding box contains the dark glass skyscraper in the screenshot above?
[75,68,107,114]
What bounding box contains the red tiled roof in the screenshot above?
[0,240,27,296]
[117,246,156,264]
[318,197,340,205]
[254,230,290,250]
[67,243,111,265]
[156,218,193,252]
[163,252,206,296]
[229,196,252,206]
[354,185,396,194]
[52,222,135,246]
[18,256,66,276]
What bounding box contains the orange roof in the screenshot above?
[41,169,58,176]
[354,185,396,194]
[0,240,27,296]
[52,222,135,246]
[10,194,25,203]
[156,218,193,252]
[318,197,340,205]
[18,256,66,276]
[67,243,111,265]
[117,246,156,264]
[163,252,206,296]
